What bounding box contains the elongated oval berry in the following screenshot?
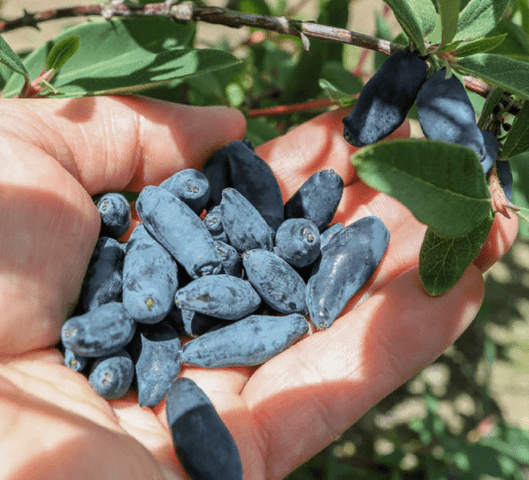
[159,168,210,214]
[480,130,499,175]
[416,69,486,159]
[307,216,390,329]
[215,240,241,277]
[61,302,136,357]
[135,331,182,407]
[175,274,261,320]
[284,170,344,232]
[80,236,124,312]
[136,186,222,278]
[97,192,131,239]
[274,218,321,268]
[227,141,284,231]
[123,224,178,324]
[166,377,243,480]
[181,309,227,337]
[220,188,273,252]
[497,159,513,201]
[320,223,343,249]
[203,206,228,243]
[343,50,427,147]
[89,350,134,400]
[64,348,88,372]
[242,249,307,314]
[202,146,231,209]
[181,314,309,368]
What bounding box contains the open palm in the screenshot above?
[0,97,518,480]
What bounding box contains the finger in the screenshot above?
[256,107,410,201]
[241,264,484,479]
[0,97,245,355]
[0,350,169,480]
[0,97,246,195]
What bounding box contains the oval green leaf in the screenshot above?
[454,34,507,57]
[454,0,510,41]
[0,33,29,78]
[455,53,529,101]
[351,139,491,237]
[439,0,461,45]
[45,35,81,72]
[419,211,493,296]
[383,0,435,54]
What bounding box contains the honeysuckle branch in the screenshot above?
[0,2,405,56]
[0,1,521,112]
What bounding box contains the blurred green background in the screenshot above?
[3,0,529,478]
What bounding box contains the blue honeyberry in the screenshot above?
[202,146,232,210]
[241,139,254,150]
[64,348,89,373]
[97,193,131,239]
[135,331,182,407]
[307,216,390,329]
[215,240,241,277]
[220,188,274,252]
[123,224,178,324]
[497,160,513,202]
[80,236,124,312]
[181,313,309,368]
[166,378,243,480]
[203,206,228,243]
[180,309,228,337]
[136,185,222,278]
[416,69,486,160]
[320,223,343,249]
[274,218,321,268]
[480,130,499,175]
[88,350,134,400]
[242,249,307,314]
[284,169,344,232]
[61,302,136,357]
[175,274,261,321]
[343,50,427,147]
[159,168,211,215]
[227,141,284,231]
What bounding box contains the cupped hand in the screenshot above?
[0,97,518,480]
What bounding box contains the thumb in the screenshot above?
[0,97,245,355]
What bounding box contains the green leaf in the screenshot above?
[383,0,432,54]
[45,35,80,72]
[485,19,529,60]
[477,85,504,129]
[419,211,493,295]
[320,61,362,96]
[0,33,29,78]
[454,0,510,41]
[351,140,491,237]
[3,18,227,98]
[454,34,507,57]
[503,100,529,158]
[511,152,529,238]
[237,0,272,16]
[456,54,529,101]
[519,0,529,35]
[439,0,461,45]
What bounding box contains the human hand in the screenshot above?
[0,97,518,480]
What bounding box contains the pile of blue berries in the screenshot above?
[60,139,390,480]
